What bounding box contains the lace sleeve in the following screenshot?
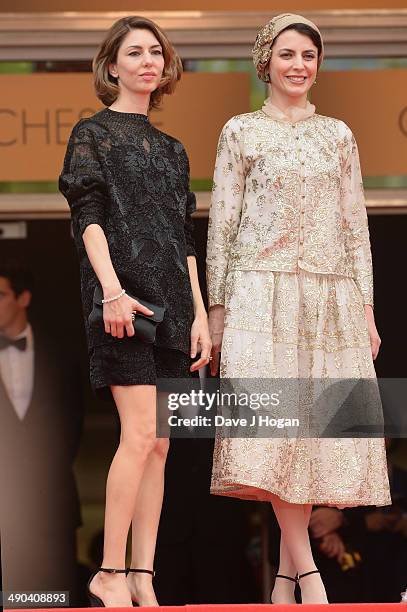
[179,145,197,257]
[340,125,374,307]
[206,118,245,307]
[59,122,108,246]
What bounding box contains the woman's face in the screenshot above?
[109,28,165,97]
[268,29,318,99]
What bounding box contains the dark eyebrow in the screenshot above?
[279,47,316,53]
[126,44,162,50]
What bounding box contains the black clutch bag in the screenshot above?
[89,285,165,344]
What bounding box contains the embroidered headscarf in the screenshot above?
[252,13,324,83]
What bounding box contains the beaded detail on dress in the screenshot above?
[206,110,373,308]
[207,106,390,507]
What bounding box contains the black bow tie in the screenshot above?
[0,336,27,351]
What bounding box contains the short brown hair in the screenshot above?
[93,16,182,110]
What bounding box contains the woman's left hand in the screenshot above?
[190,313,212,372]
[364,305,381,360]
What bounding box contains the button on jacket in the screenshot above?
[207,105,374,308]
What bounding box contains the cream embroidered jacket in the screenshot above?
[206,110,374,308]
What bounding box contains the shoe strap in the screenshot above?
[127,568,156,578]
[275,573,298,583]
[298,569,320,580]
[98,567,127,574]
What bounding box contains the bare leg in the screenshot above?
[270,532,297,603]
[271,495,328,604]
[126,437,169,606]
[270,502,312,603]
[303,503,313,528]
[89,385,157,607]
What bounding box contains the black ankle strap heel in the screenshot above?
[275,573,298,583]
[126,569,156,607]
[298,569,320,580]
[270,574,298,604]
[126,568,156,577]
[87,567,128,607]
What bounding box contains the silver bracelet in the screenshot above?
[101,288,126,304]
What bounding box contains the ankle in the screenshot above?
[276,565,297,580]
[128,567,155,576]
[273,573,298,592]
[298,571,328,604]
[271,574,297,605]
[97,568,127,584]
[298,568,319,580]
[276,569,297,581]
[127,569,155,586]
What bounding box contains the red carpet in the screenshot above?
[6,604,404,611]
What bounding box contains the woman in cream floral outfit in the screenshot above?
[206,13,390,604]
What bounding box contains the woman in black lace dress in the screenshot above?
[59,16,211,607]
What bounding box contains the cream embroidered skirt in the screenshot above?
[210,270,391,507]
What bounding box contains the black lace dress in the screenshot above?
[59,108,196,390]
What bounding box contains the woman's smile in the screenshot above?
[285,75,307,84]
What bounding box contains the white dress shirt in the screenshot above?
[0,324,34,420]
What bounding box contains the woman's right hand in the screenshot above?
[208,305,225,376]
[103,291,153,338]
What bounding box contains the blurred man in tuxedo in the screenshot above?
[0,262,83,604]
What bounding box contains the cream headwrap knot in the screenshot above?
[252,13,324,83]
